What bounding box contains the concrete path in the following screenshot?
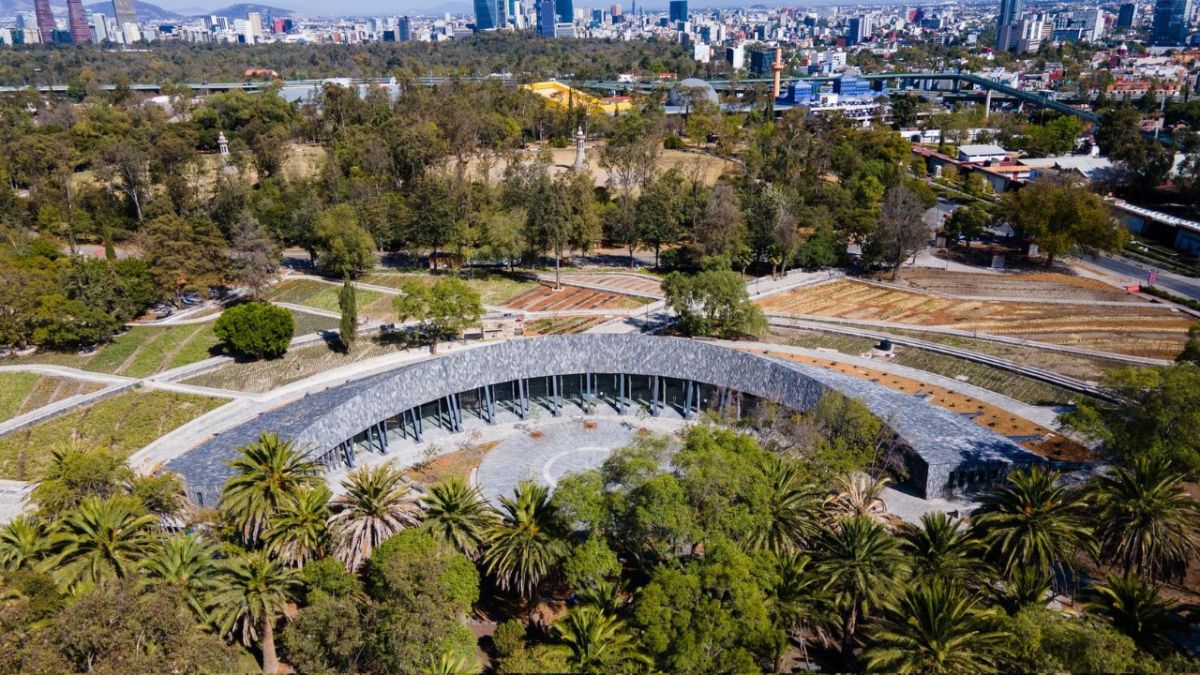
[0,364,135,386]
[725,340,1064,429]
[0,480,32,523]
[767,317,1112,401]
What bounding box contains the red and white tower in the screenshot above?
[67,0,91,43]
[34,0,56,42]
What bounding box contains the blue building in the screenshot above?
[398,16,411,41]
[834,76,872,99]
[669,0,687,23]
[556,0,573,24]
[1151,0,1192,44]
[782,80,819,104]
[538,0,557,36]
[474,0,506,30]
[996,0,1022,49]
[847,15,870,45]
[1117,2,1137,28]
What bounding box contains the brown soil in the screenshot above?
[893,269,1136,302]
[758,279,1191,359]
[504,284,641,312]
[404,440,498,484]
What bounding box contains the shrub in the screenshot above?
[664,135,686,150]
[213,302,294,359]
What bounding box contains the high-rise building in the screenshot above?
[610,3,621,16]
[996,0,1022,50]
[474,0,506,29]
[1151,0,1192,44]
[538,0,556,36]
[847,14,870,45]
[398,16,412,40]
[1117,2,1137,27]
[555,0,573,24]
[34,0,56,43]
[669,0,686,23]
[111,0,136,31]
[67,0,91,42]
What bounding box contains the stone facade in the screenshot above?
[169,335,1042,503]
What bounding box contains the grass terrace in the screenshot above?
[0,373,105,422]
[362,269,540,306]
[0,389,224,480]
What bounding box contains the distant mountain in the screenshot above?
[204,3,294,17]
[84,0,180,20]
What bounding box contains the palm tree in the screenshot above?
[773,551,834,670]
[48,496,157,590]
[747,455,824,553]
[816,515,909,654]
[1085,456,1200,582]
[430,651,477,675]
[420,476,494,558]
[220,433,322,546]
[1087,573,1183,655]
[970,466,1092,579]
[482,481,568,600]
[209,549,302,674]
[0,514,48,571]
[141,533,220,619]
[994,566,1053,616]
[328,464,421,571]
[263,485,332,567]
[865,582,1010,673]
[556,605,650,672]
[827,472,890,523]
[899,512,990,586]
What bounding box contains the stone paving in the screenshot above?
[473,416,688,504]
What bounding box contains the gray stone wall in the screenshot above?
[168,335,1042,501]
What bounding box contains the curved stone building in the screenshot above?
[169,335,1042,505]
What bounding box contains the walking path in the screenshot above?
[767,317,1112,401]
[763,313,1169,367]
[724,340,1064,429]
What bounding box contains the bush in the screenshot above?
[213,302,294,359]
[664,135,686,150]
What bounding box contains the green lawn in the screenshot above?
[0,373,41,421]
[7,323,221,377]
[363,270,539,306]
[4,308,339,380]
[0,389,224,480]
[267,278,383,313]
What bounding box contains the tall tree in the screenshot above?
[865,582,1010,673]
[47,496,157,590]
[1084,456,1200,582]
[970,466,1092,579]
[209,550,301,674]
[263,485,332,568]
[556,606,650,673]
[420,476,494,558]
[141,533,221,620]
[899,512,990,587]
[1086,573,1183,656]
[998,177,1128,267]
[870,184,928,279]
[338,276,357,353]
[328,464,422,572]
[482,481,567,600]
[219,433,323,547]
[229,214,280,300]
[816,515,908,654]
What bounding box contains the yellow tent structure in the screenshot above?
[522,80,633,115]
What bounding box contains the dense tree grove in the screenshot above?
[1,39,1133,356]
[2,395,1197,672]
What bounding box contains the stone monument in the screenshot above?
[572,127,589,172]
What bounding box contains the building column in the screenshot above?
[684,379,693,418]
[341,441,355,468]
[485,384,496,424]
[410,408,422,442]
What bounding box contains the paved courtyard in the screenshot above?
[473,416,688,503]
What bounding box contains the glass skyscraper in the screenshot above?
[996,0,1022,49]
[473,0,506,30]
[1151,0,1193,44]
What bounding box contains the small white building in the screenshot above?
[958,144,1009,163]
